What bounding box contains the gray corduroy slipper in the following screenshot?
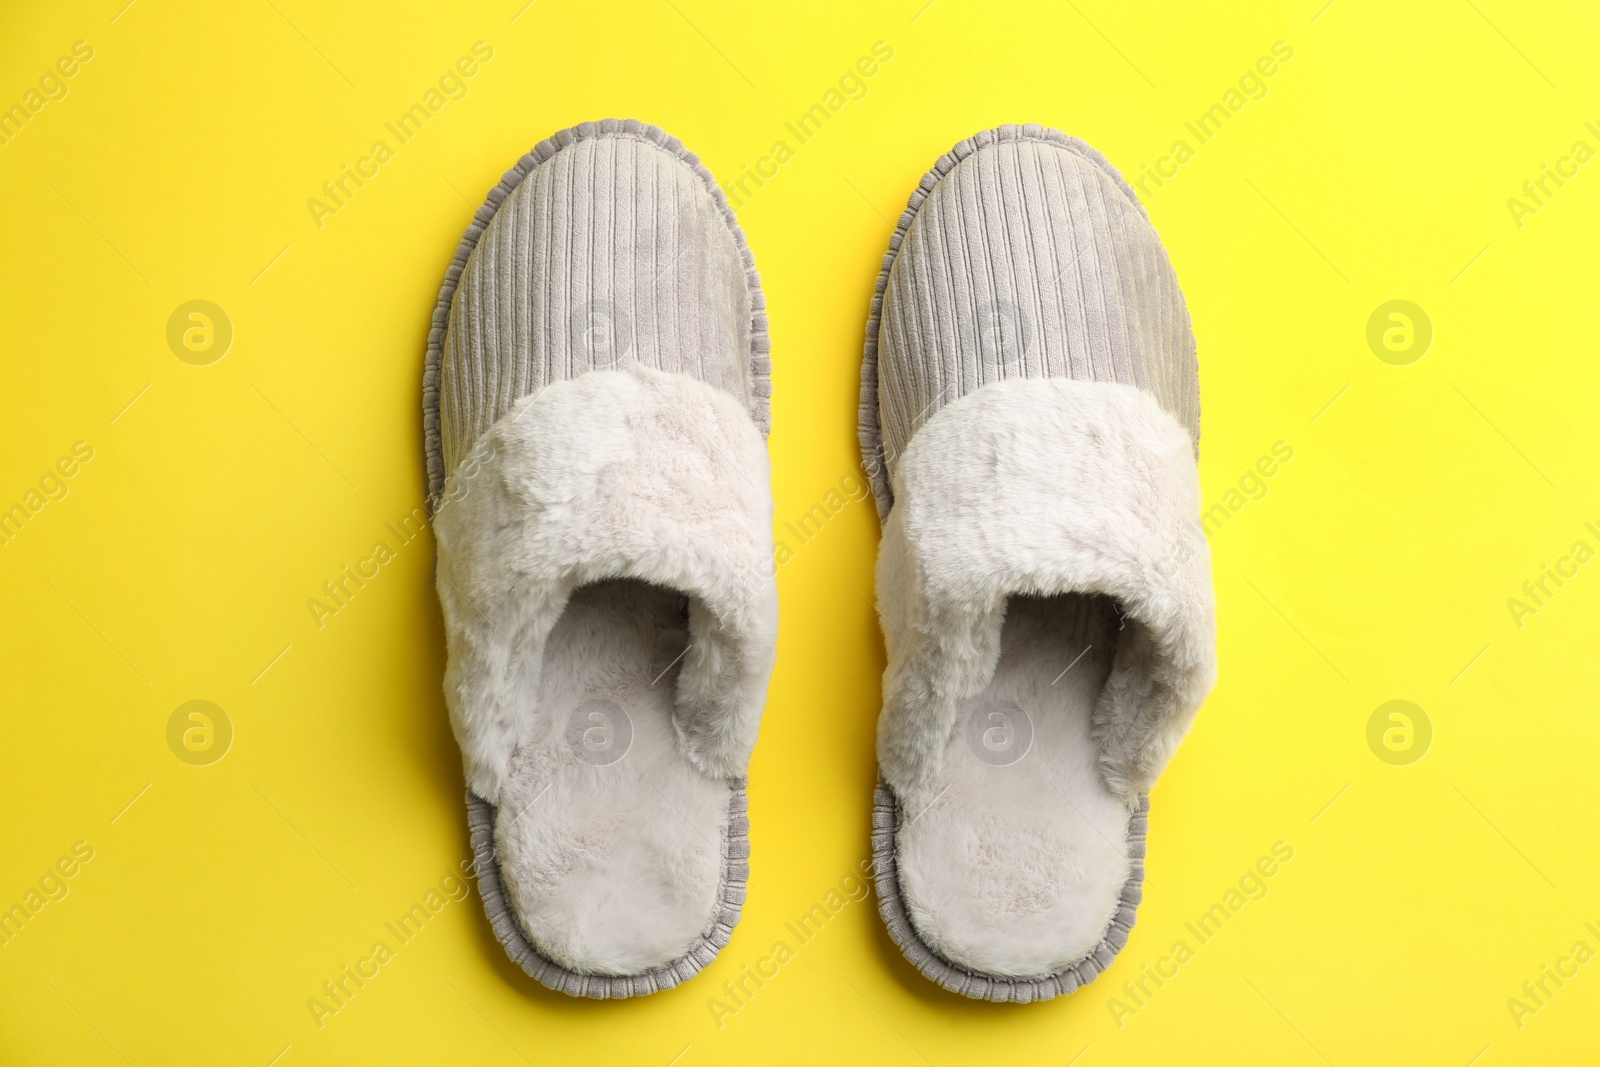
[859,125,1218,1002]
[424,119,777,999]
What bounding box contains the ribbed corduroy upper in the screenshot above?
[863,125,1199,517]
[437,126,756,480]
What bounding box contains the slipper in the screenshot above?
[858,125,1217,1002]
[424,119,777,999]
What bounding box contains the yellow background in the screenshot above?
[3,0,1598,1063]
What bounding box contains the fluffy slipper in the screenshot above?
[424,119,777,999]
[858,124,1217,1002]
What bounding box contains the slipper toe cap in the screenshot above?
[874,125,1199,489]
[438,119,755,478]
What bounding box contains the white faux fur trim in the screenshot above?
[433,365,778,802]
[875,378,1216,805]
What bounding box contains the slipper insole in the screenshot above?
[894,592,1133,978]
[492,578,729,975]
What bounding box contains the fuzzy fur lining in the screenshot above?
[875,377,1215,805]
[433,365,778,803]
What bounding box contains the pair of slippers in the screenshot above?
[424,119,1217,1002]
